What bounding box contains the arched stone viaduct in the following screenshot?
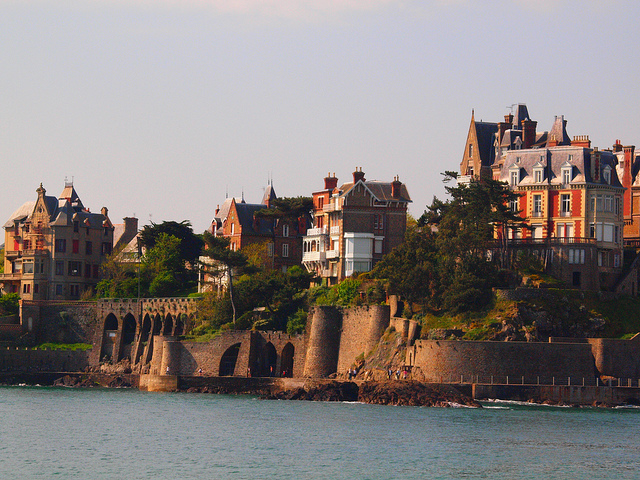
[94,298,306,378]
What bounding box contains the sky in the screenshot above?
[1,0,639,234]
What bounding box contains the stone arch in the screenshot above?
[174,314,187,336]
[262,342,277,377]
[140,314,151,343]
[100,313,119,361]
[281,342,294,378]
[152,314,162,335]
[122,313,137,345]
[219,343,241,376]
[163,314,174,335]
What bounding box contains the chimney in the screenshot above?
[591,150,601,182]
[522,119,537,149]
[391,176,402,198]
[124,217,138,235]
[497,120,509,146]
[613,139,623,152]
[571,135,591,148]
[547,134,558,148]
[324,172,338,190]
[36,183,46,198]
[101,207,109,218]
[353,167,365,184]
[215,204,220,216]
[623,145,636,218]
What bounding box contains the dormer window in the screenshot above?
[603,165,612,185]
[532,161,544,183]
[509,164,520,186]
[561,161,573,187]
[514,137,522,150]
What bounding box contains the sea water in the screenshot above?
[1,386,639,479]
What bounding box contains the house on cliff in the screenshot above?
[302,169,411,284]
[460,104,634,291]
[0,182,115,300]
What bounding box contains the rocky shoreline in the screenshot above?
[263,380,482,407]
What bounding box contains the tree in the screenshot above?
[254,196,313,223]
[201,232,248,324]
[138,220,203,267]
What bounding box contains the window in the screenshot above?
[23,239,31,250]
[469,144,473,157]
[73,221,79,233]
[93,265,100,278]
[561,194,571,216]
[55,261,64,276]
[614,253,621,268]
[24,224,30,233]
[23,262,34,274]
[282,243,289,258]
[562,168,571,185]
[85,263,91,278]
[509,198,519,213]
[603,166,611,185]
[23,284,31,294]
[568,249,585,264]
[231,223,235,235]
[373,214,384,230]
[68,261,82,276]
[604,195,613,212]
[101,243,112,255]
[55,239,66,253]
[103,227,109,237]
[533,195,542,216]
[534,169,543,183]
[615,198,620,215]
[374,239,383,254]
[510,170,519,186]
[56,284,63,296]
[596,195,603,212]
[283,224,289,237]
[615,225,620,244]
[70,285,80,298]
[86,241,92,255]
[72,240,79,254]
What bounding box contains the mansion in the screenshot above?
[461,104,638,291]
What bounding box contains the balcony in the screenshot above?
[531,211,543,218]
[4,250,20,259]
[494,237,597,247]
[22,249,49,257]
[302,251,326,263]
[306,227,328,237]
[0,273,22,281]
[330,226,340,235]
[326,249,339,259]
[457,175,472,185]
[560,210,572,217]
[323,203,339,212]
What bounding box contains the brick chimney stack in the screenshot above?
[324,172,338,190]
[391,176,402,198]
[623,145,636,218]
[613,139,623,152]
[522,119,537,149]
[353,167,365,184]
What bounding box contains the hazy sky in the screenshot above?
[1,0,639,233]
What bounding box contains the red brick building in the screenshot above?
[302,169,410,284]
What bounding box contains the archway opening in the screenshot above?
[163,314,174,336]
[122,313,137,345]
[152,315,162,335]
[219,343,241,376]
[263,342,277,377]
[100,313,119,361]
[281,343,294,378]
[140,314,151,343]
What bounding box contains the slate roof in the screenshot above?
[3,185,108,229]
[233,202,274,236]
[474,121,499,167]
[499,146,624,188]
[337,180,412,203]
[547,115,571,145]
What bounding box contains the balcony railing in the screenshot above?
[22,249,49,257]
[4,250,20,258]
[302,251,326,263]
[560,210,572,217]
[494,237,597,247]
[531,211,543,217]
[326,249,339,259]
[0,273,22,281]
[323,204,339,212]
[457,175,472,185]
[306,227,328,237]
[330,226,340,235]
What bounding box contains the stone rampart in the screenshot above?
[589,337,640,379]
[0,348,90,372]
[336,305,390,374]
[408,339,597,385]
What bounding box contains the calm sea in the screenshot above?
[1,387,639,480]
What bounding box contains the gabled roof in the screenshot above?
[232,202,274,236]
[337,179,411,203]
[474,121,499,167]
